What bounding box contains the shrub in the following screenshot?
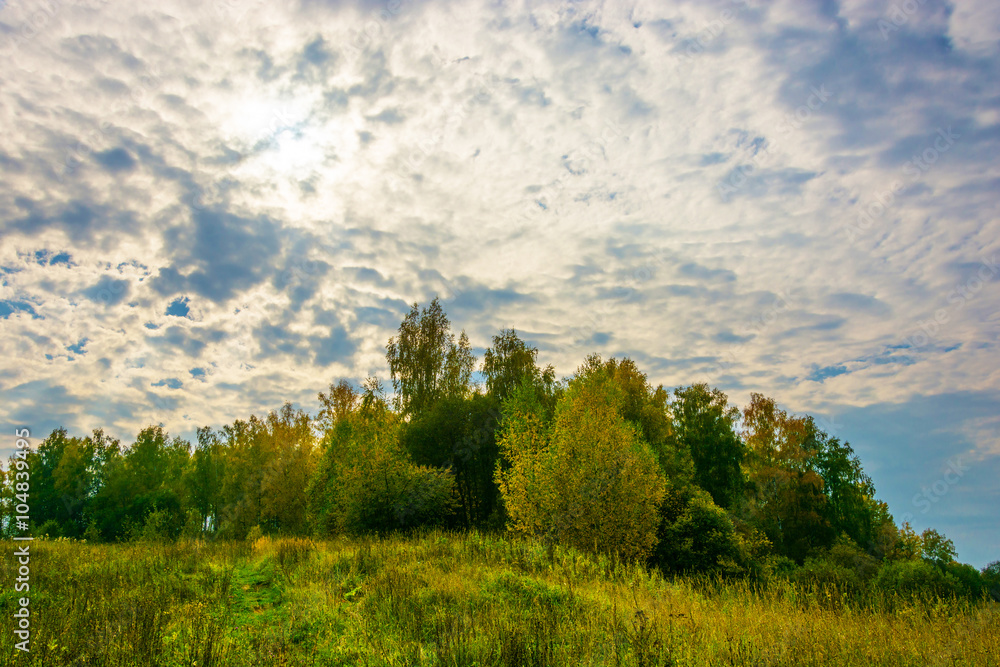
[791,557,861,592]
[944,562,986,599]
[651,485,743,575]
[311,396,458,536]
[343,463,457,535]
[36,519,62,538]
[873,558,960,599]
[982,561,1000,601]
[768,555,798,578]
[826,534,879,583]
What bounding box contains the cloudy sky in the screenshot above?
[1,0,998,565]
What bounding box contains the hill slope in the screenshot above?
[1,532,997,666]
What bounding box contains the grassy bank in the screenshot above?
[1,532,997,666]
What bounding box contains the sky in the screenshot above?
[0,0,998,566]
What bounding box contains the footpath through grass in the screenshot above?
[1,532,997,666]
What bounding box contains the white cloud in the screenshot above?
[0,0,998,439]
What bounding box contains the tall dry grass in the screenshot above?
[1,532,996,666]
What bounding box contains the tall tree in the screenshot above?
[186,427,226,533]
[309,377,456,535]
[386,297,476,417]
[482,328,551,403]
[23,429,77,535]
[575,355,692,485]
[260,403,317,534]
[809,421,886,552]
[402,393,502,529]
[741,394,833,562]
[669,384,745,509]
[218,416,269,537]
[89,426,189,541]
[22,428,121,537]
[316,379,360,435]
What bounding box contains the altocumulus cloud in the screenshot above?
[0,0,998,564]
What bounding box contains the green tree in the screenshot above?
[483,328,555,405]
[920,528,957,566]
[260,403,317,535]
[90,426,189,541]
[215,405,314,538]
[809,423,885,551]
[402,393,502,529]
[575,355,692,485]
[50,434,95,537]
[217,416,269,537]
[185,427,226,533]
[652,484,744,575]
[19,428,121,538]
[669,384,745,509]
[386,297,475,417]
[982,561,1000,601]
[874,558,963,600]
[22,429,77,536]
[317,379,360,434]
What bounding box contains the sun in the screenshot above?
[268,127,326,176]
[220,94,327,177]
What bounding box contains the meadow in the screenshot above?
[1,532,997,667]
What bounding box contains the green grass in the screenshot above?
[1,533,997,666]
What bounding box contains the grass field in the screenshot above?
[1,533,997,666]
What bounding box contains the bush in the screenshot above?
[791,557,861,592]
[982,561,1000,601]
[119,489,186,542]
[343,463,457,535]
[768,555,798,578]
[651,485,743,575]
[134,504,184,543]
[874,558,961,599]
[180,508,205,540]
[944,562,986,599]
[36,519,62,538]
[826,535,879,583]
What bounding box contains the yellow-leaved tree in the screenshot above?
[497,370,666,561]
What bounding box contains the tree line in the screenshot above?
[2,298,998,600]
